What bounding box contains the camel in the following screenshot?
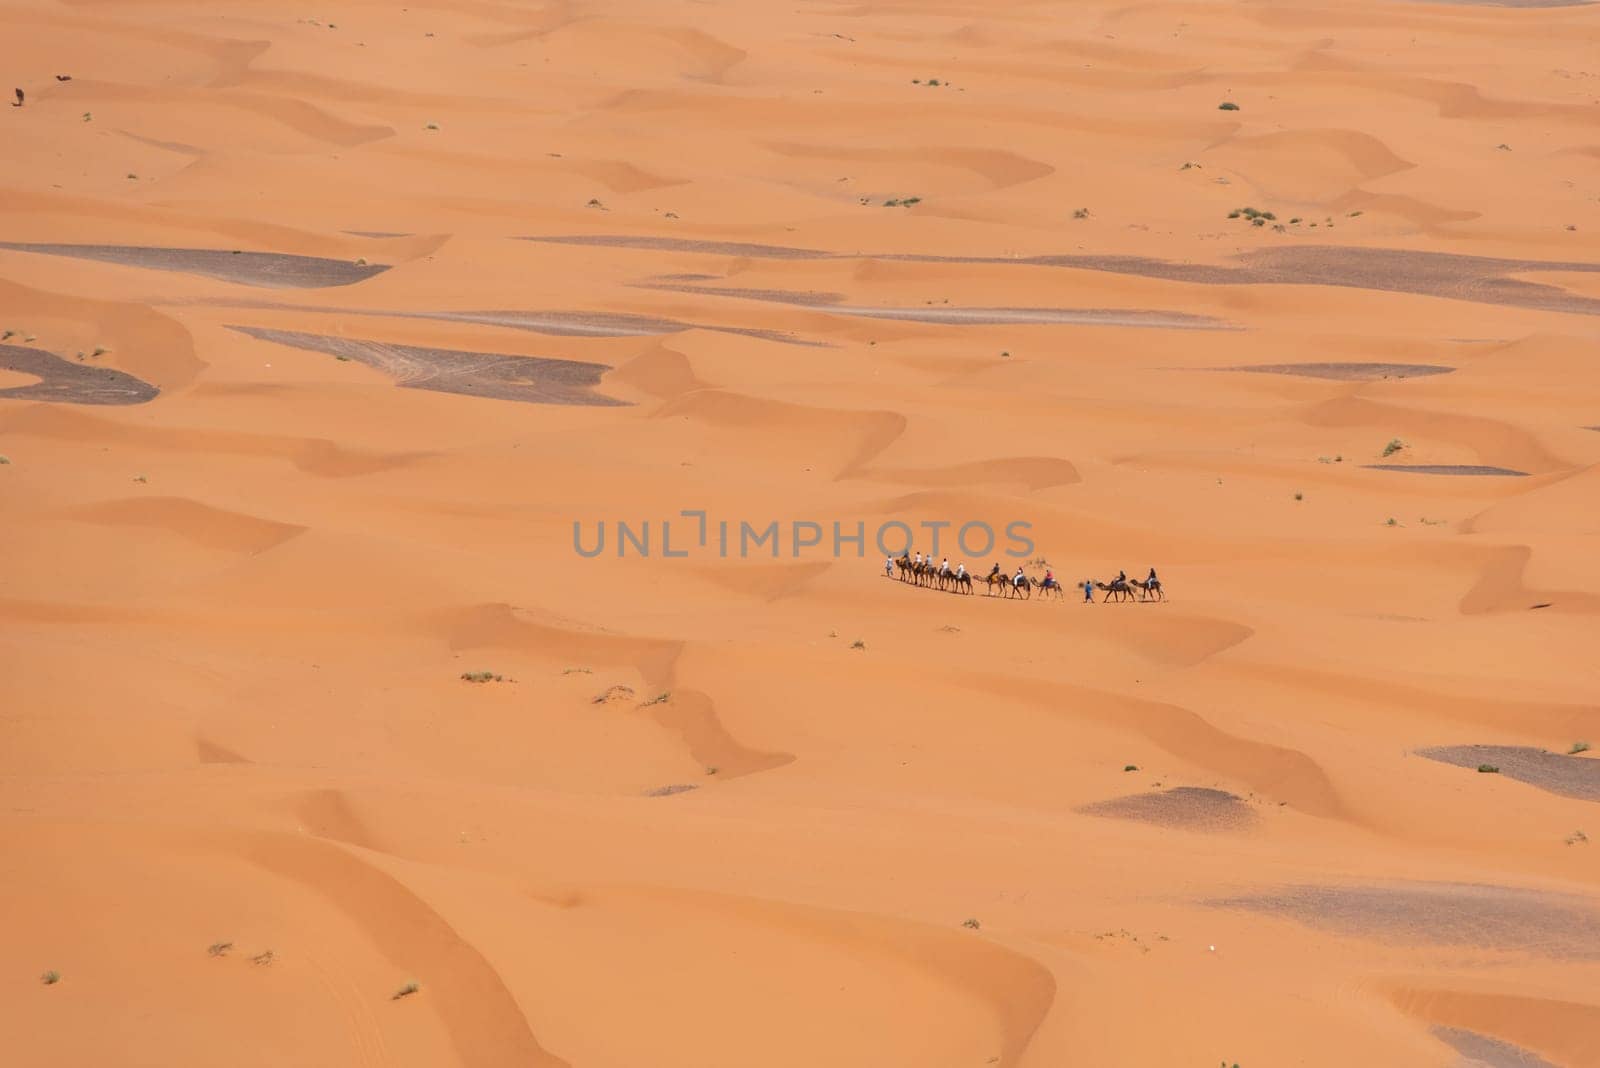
[1095,580,1136,603]
[1130,577,1167,602]
[1034,575,1065,601]
[949,571,973,594]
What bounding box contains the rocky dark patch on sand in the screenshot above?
[529,236,1600,316]
[227,326,625,406]
[1221,362,1454,380]
[1209,883,1600,959]
[0,243,389,288]
[1432,1027,1559,1068]
[523,234,835,260]
[1366,465,1529,476]
[1078,787,1254,830]
[0,345,159,405]
[360,307,815,346]
[641,282,1226,330]
[1419,745,1600,801]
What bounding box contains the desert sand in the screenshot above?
[3,0,1599,1065]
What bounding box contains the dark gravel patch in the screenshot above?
[523,234,838,260]
[1419,745,1600,801]
[227,326,625,406]
[1208,882,1600,959]
[0,344,159,405]
[386,308,816,346]
[1220,362,1454,380]
[0,242,388,288]
[528,236,1600,316]
[1078,787,1254,830]
[641,282,1226,329]
[1366,465,1529,476]
[1433,1027,1558,1068]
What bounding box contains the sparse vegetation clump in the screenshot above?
[1072,207,1090,219]
[961,917,981,929]
[641,691,671,706]
[207,941,233,957]
[1293,491,1303,501]
[1571,741,1591,755]
[1567,830,1589,846]
[1477,764,1500,774]
[562,666,592,675]
[592,684,635,704]
[883,196,922,207]
[1382,438,1405,458]
[1123,764,1139,772]
[850,639,866,650]
[1218,101,1240,111]
[460,671,503,683]
[41,970,61,985]
[392,981,420,1000]
[0,456,10,465]
[1386,517,1399,527]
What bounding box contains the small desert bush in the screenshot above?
[961,917,981,929]
[1218,101,1239,110]
[850,639,866,650]
[207,942,233,957]
[460,671,503,683]
[1382,438,1404,457]
[1571,741,1591,755]
[392,981,420,1000]
[41,970,61,985]
[641,691,671,706]
[1477,764,1500,774]
[1123,764,1139,772]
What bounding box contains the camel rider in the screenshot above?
[956,562,966,579]
[885,555,894,577]
[989,563,1001,578]
[913,551,923,568]
[1116,569,1127,587]
[1147,567,1158,586]
[1013,566,1026,587]
[1043,569,1055,589]
[940,557,950,576]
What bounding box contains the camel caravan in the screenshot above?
[887,553,1166,602]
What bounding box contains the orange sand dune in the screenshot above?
[4,0,1600,1065]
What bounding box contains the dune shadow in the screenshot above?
[0,344,159,405]
[227,326,626,406]
[0,242,388,288]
